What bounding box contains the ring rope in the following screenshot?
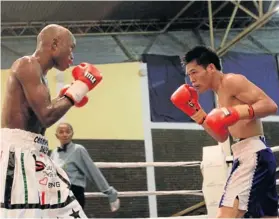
[85,146,279,198]
[94,146,279,169]
[85,190,203,197]
[94,161,201,168]
[271,145,279,152]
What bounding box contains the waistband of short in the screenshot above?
[0,128,49,153]
[231,135,267,159]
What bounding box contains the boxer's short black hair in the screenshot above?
[182,46,222,70]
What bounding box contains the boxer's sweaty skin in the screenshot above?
[1,24,76,135]
[216,73,264,139]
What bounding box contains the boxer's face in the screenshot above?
[52,33,76,71]
[56,124,73,145]
[186,60,215,93]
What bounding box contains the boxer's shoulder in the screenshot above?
[12,56,41,75]
[11,56,42,82]
[222,73,249,91]
[223,73,247,84]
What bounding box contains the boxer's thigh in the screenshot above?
[36,156,87,218]
[217,159,247,218]
[217,198,246,218]
[247,148,278,217]
[220,153,258,211]
[1,149,42,218]
[35,155,71,197]
[48,198,88,218]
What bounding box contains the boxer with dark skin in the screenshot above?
[171,46,278,218]
[0,24,102,218]
[1,24,75,134]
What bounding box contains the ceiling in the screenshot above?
[2,1,279,37]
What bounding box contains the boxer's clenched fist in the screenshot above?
[171,84,207,124]
[63,63,102,105]
[204,107,240,140]
[72,62,102,89]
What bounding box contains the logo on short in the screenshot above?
[39,177,48,185]
[36,161,46,172]
[48,181,61,188]
[39,146,48,154]
[85,72,97,84]
[34,136,48,146]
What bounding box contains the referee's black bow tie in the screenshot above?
[57,143,71,152]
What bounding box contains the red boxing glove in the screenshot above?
[64,63,102,105]
[171,84,207,124]
[72,62,102,88]
[205,107,240,140]
[60,84,89,107]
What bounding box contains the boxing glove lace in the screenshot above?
[171,84,207,124]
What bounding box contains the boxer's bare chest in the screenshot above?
[216,87,263,138]
[216,87,243,108]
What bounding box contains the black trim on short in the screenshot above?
[56,170,71,189]
[4,152,15,205]
[1,195,76,209]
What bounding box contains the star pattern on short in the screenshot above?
[69,208,80,218]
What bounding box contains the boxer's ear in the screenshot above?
[52,38,58,51]
[206,63,215,73]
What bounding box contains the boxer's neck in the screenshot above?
[33,48,54,75]
[210,71,224,92]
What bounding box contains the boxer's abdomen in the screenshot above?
[228,118,264,139]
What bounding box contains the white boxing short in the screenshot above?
[219,135,278,217]
[0,128,87,218]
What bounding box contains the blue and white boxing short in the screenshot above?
[219,135,278,217]
[0,128,87,218]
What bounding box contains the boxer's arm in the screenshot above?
[15,59,73,127]
[224,74,278,119]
